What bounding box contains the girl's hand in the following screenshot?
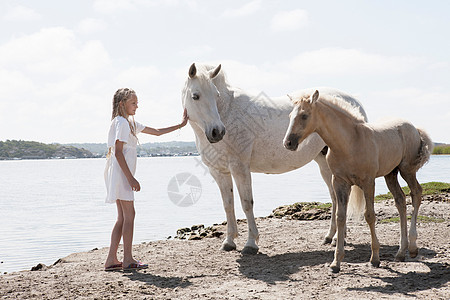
[180,108,189,128]
[128,177,141,192]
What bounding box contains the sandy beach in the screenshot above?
[1,196,449,299]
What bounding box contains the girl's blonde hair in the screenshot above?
[112,88,138,137]
[107,88,138,158]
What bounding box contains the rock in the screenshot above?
[191,225,204,231]
[271,202,331,220]
[175,224,224,240]
[31,263,47,271]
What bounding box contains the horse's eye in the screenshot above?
[301,114,308,120]
[192,93,200,100]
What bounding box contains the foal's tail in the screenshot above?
[415,128,433,172]
[347,185,365,219]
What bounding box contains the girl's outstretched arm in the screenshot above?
[115,140,141,191]
[142,108,188,136]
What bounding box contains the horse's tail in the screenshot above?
[414,128,433,172]
[347,185,365,219]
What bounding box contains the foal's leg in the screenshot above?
[314,153,339,244]
[384,170,408,261]
[230,164,259,255]
[330,176,351,273]
[400,172,422,258]
[363,180,380,267]
[210,169,238,251]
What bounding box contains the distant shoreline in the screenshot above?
[0,140,198,160]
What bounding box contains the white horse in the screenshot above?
[182,63,368,254]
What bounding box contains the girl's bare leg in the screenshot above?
[105,200,124,268]
[120,200,138,268]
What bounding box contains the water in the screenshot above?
[0,155,448,274]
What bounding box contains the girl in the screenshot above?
[104,88,188,271]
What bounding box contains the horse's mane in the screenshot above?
[198,64,230,90]
[293,93,365,123]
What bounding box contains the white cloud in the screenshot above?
[201,60,289,95]
[178,45,213,58]
[2,5,41,22]
[363,88,450,142]
[222,0,261,18]
[77,18,108,35]
[115,66,161,89]
[270,9,308,32]
[287,48,425,75]
[92,0,182,14]
[0,27,111,76]
[93,0,136,14]
[0,27,115,143]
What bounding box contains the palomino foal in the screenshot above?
[283,90,433,273]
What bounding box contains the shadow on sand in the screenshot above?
[237,243,448,294]
[123,271,192,289]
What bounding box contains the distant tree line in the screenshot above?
[433,144,450,155]
[0,140,94,160]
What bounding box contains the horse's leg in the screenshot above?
[400,171,422,258]
[209,168,238,251]
[384,169,408,261]
[362,180,380,267]
[230,164,259,255]
[314,152,339,244]
[330,176,350,273]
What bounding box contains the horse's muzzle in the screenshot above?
[206,126,226,143]
[283,134,300,151]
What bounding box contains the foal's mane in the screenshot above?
[293,93,365,122]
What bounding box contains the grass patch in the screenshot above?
[379,215,445,224]
[375,182,450,201]
[300,202,332,210]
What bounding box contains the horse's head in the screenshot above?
[182,63,226,143]
[283,90,320,151]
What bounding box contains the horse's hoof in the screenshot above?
[409,247,418,258]
[221,242,236,252]
[394,254,405,262]
[323,237,333,245]
[331,239,346,247]
[241,246,258,255]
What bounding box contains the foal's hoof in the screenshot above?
[330,265,340,273]
[370,261,381,268]
[241,246,259,255]
[220,242,236,252]
[323,237,333,245]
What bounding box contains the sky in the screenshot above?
[0,0,449,144]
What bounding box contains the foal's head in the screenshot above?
[283,90,320,151]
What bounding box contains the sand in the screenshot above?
[1,197,449,299]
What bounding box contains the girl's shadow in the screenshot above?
[123,271,192,289]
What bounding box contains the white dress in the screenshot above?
[104,116,145,203]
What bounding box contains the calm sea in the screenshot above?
[0,155,448,274]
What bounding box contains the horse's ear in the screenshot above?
[210,64,221,79]
[189,63,197,78]
[311,90,319,103]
